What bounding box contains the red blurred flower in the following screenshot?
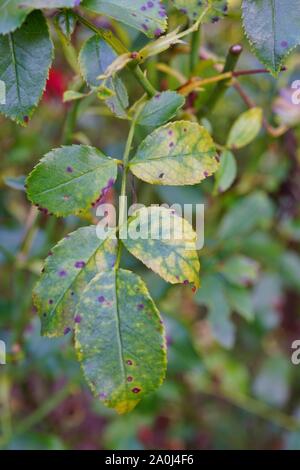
[44,68,68,102]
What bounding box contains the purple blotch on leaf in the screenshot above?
[98,295,105,303]
[64,327,71,335]
[127,376,133,382]
[137,303,144,310]
[58,269,67,277]
[74,314,82,323]
[66,166,73,173]
[74,260,86,268]
[126,359,133,365]
[132,387,141,393]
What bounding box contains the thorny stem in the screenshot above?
[75,13,157,97]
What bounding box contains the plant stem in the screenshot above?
[75,13,157,97]
[198,44,243,117]
[190,27,201,75]
[115,111,140,269]
[62,83,85,144]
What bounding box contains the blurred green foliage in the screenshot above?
[1,0,300,450]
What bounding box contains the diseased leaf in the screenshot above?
[242,0,300,75]
[137,91,185,128]
[75,269,167,413]
[34,226,117,337]
[82,0,168,38]
[79,35,128,118]
[172,0,228,23]
[0,11,53,125]
[219,255,259,287]
[227,107,263,149]
[0,0,31,35]
[129,121,219,185]
[214,150,237,193]
[26,145,118,217]
[122,206,200,287]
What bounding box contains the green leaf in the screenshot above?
[226,107,263,149]
[121,206,200,287]
[225,284,254,321]
[172,0,228,23]
[218,191,274,240]
[219,255,259,287]
[82,0,168,38]
[79,35,128,118]
[242,0,300,75]
[75,268,167,414]
[26,145,118,217]
[21,0,79,6]
[0,1,79,35]
[137,91,185,128]
[214,150,237,193]
[0,11,53,125]
[129,121,219,185]
[0,1,31,35]
[195,274,235,348]
[33,226,117,337]
[55,9,77,41]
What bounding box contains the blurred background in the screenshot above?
[1,0,300,450]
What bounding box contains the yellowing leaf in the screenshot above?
[75,269,167,413]
[129,121,218,185]
[33,226,117,337]
[122,206,200,287]
[226,107,263,149]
